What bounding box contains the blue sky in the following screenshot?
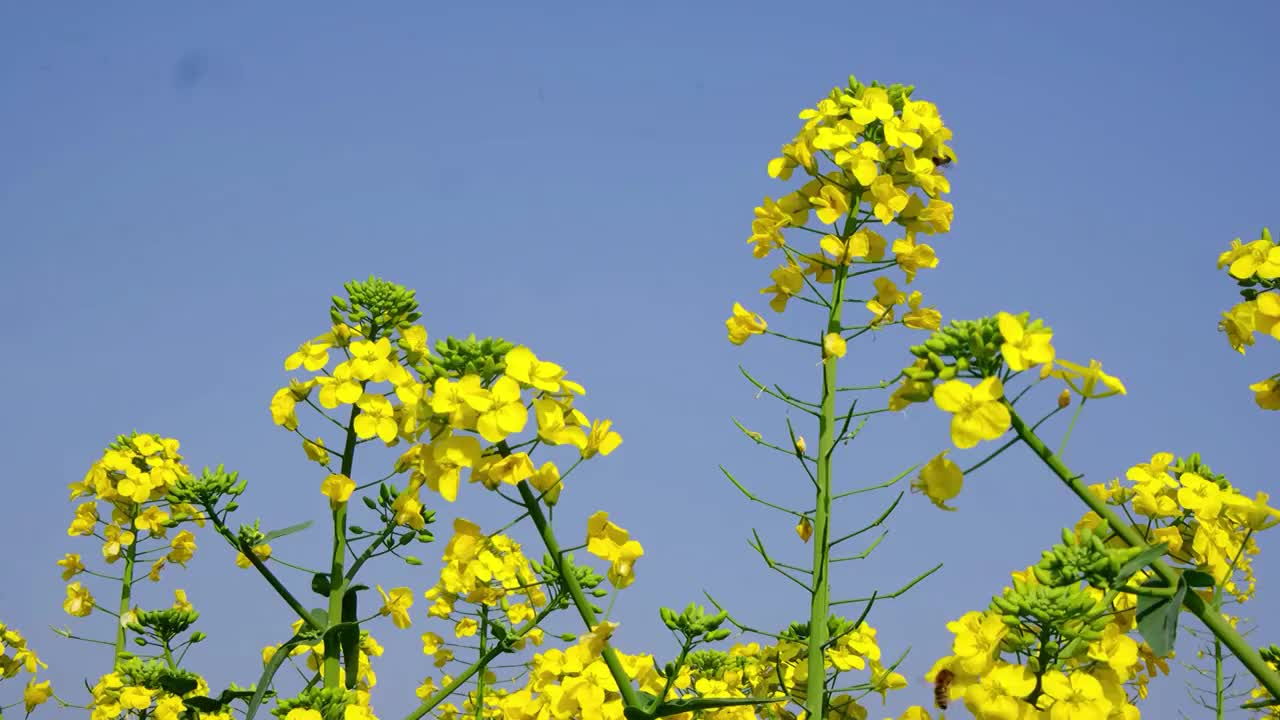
[3,2,1279,717]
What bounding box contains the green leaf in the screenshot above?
[243,633,306,720]
[1116,542,1168,582]
[158,674,199,695]
[183,697,224,713]
[262,521,314,543]
[1136,578,1187,657]
[1182,570,1215,588]
[311,574,331,597]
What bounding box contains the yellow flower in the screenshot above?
[891,233,938,283]
[913,452,963,511]
[1042,670,1112,720]
[1053,358,1126,399]
[903,291,941,331]
[57,553,85,581]
[285,340,331,372]
[866,276,906,325]
[1250,376,1280,410]
[354,393,399,444]
[303,436,330,465]
[173,589,194,612]
[63,582,94,617]
[24,679,52,712]
[823,333,847,359]
[235,544,272,569]
[476,377,528,443]
[504,346,578,393]
[321,474,356,508]
[581,419,622,459]
[726,303,768,345]
[761,261,805,312]
[933,377,1010,449]
[167,530,197,566]
[586,511,644,588]
[528,461,563,506]
[421,631,443,655]
[454,618,478,638]
[962,662,1036,719]
[996,312,1055,376]
[1227,229,1280,279]
[795,516,813,543]
[377,586,414,629]
[811,184,850,225]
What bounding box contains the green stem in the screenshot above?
[1056,397,1086,458]
[113,515,138,668]
[474,608,488,720]
[806,260,847,719]
[514,481,641,710]
[207,512,322,632]
[324,402,361,688]
[402,601,559,720]
[1005,402,1280,701]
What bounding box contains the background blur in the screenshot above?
[3,2,1279,717]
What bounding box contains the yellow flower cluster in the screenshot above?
[423,519,547,627]
[1,620,52,714]
[1089,452,1280,600]
[63,434,206,606]
[1216,227,1280,409]
[270,325,620,509]
[726,78,955,346]
[88,671,218,720]
[928,597,1149,719]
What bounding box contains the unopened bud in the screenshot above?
[1057,389,1071,409]
[794,436,807,455]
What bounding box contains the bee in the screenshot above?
[932,154,953,169]
[933,668,955,710]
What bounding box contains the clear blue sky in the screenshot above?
[3,3,1279,717]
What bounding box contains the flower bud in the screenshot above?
[1057,389,1070,409]
[794,436,807,455]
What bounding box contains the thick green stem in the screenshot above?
[1005,402,1280,701]
[113,515,138,668]
[806,264,846,719]
[515,481,641,710]
[324,403,361,688]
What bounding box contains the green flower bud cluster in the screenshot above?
[1262,644,1280,668]
[779,613,860,645]
[128,608,200,641]
[273,687,353,720]
[677,649,746,678]
[167,465,247,508]
[352,482,436,545]
[990,580,1109,667]
[840,77,917,149]
[330,276,421,337]
[237,519,266,548]
[1170,452,1230,491]
[534,553,605,592]
[1031,523,1144,589]
[424,334,515,383]
[905,317,999,381]
[659,603,731,644]
[113,657,202,697]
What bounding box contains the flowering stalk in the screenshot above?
[112,515,138,668]
[324,402,361,688]
[1005,401,1280,702]
[806,262,849,718]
